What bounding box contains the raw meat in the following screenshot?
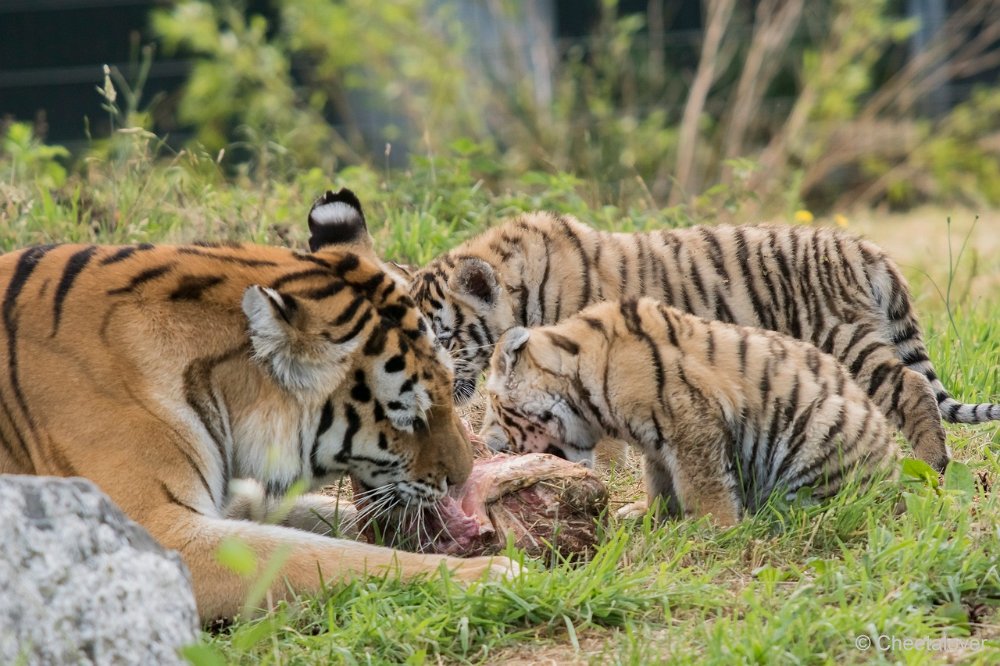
[354,451,608,558]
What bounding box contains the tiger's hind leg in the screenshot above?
[859,353,948,471]
[651,426,742,527]
[828,325,949,471]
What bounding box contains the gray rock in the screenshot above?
[0,475,199,665]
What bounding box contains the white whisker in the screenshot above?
[451,341,497,355]
[431,502,456,544]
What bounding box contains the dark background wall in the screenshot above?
[0,0,193,149]
[0,0,989,152]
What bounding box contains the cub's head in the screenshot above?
[481,326,602,466]
[410,257,516,404]
[243,188,471,506]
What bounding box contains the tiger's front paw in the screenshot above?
[616,500,648,520]
[452,555,521,582]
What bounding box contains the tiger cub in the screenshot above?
[482,298,900,525]
[412,213,1000,471]
[0,188,515,621]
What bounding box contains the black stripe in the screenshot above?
[0,390,30,467]
[333,295,366,326]
[271,268,332,290]
[886,365,907,415]
[311,403,336,476]
[99,243,154,266]
[303,280,348,300]
[785,404,854,488]
[160,481,202,515]
[536,243,551,324]
[177,246,277,267]
[737,332,748,374]
[847,342,883,377]
[106,264,175,295]
[866,361,895,397]
[3,245,58,434]
[623,302,666,397]
[899,349,929,366]
[121,382,216,505]
[699,227,731,285]
[636,235,648,294]
[546,332,580,355]
[688,257,710,310]
[51,246,97,335]
[658,304,680,347]
[557,216,592,310]
[183,348,246,481]
[733,228,770,329]
[331,308,374,345]
[335,405,362,463]
[295,253,333,269]
[169,275,225,301]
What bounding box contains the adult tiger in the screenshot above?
[482,298,900,525]
[411,212,1000,471]
[0,189,516,622]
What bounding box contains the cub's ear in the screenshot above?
[242,285,359,392]
[494,326,530,376]
[448,257,499,308]
[308,188,373,252]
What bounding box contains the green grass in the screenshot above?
[4,132,1000,665]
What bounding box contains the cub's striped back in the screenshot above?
[412,213,1000,470]
[483,298,900,524]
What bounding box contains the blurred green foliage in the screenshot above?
[145,0,1000,213]
[4,0,1000,225]
[1,122,70,189]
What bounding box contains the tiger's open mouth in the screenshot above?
[352,450,608,558]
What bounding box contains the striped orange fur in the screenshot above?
[412,213,1000,470]
[0,189,516,621]
[483,298,900,525]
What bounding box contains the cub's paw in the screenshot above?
[616,500,649,521]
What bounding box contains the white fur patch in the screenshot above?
[242,285,358,393]
[310,201,361,227]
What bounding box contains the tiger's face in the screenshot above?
[315,288,472,506]
[481,327,602,466]
[242,189,473,507]
[411,258,515,404]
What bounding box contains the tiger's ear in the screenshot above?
[494,326,530,376]
[449,257,499,308]
[242,285,358,392]
[308,188,373,252]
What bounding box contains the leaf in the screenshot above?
[934,601,970,632]
[900,458,939,487]
[216,537,257,576]
[944,461,976,498]
[180,643,227,666]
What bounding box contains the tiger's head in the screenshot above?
[481,325,603,466]
[242,188,472,506]
[410,257,515,404]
